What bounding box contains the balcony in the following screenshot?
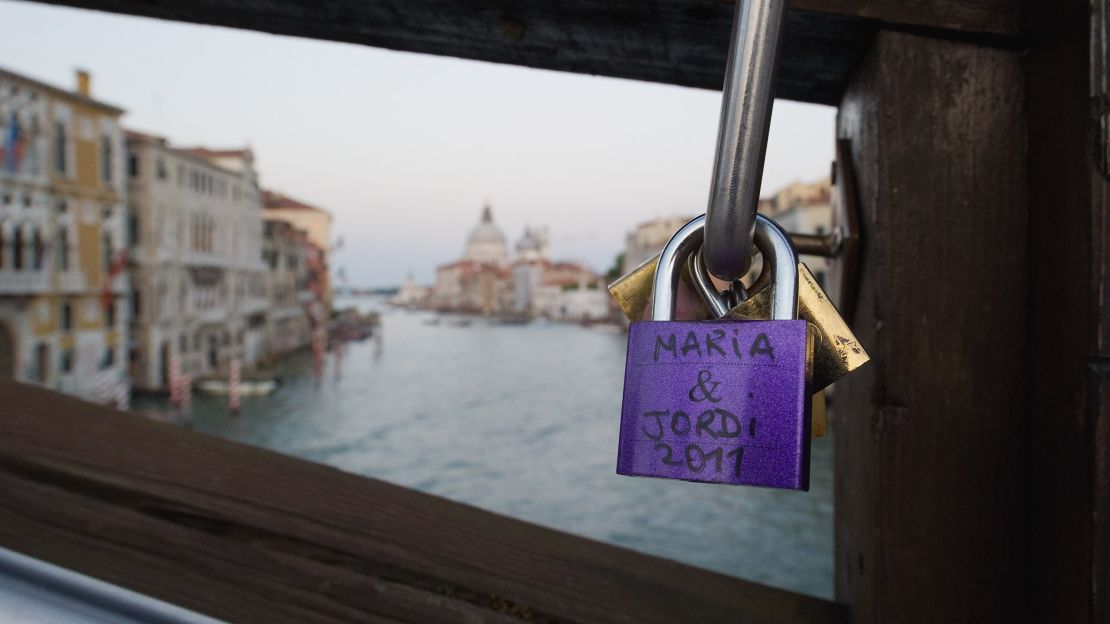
[0,270,49,294]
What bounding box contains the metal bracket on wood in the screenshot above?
[781,138,863,323]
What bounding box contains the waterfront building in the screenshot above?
[514,225,549,262]
[462,203,509,267]
[125,131,268,390]
[390,273,430,308]
[432,260,510,314]
[532,261,610,321]
[262,190,333,306]
[0,67,128,403]
[509,225,549,315]
[620,215,696,275]
[261,218,320,357]
[430,205,606,319]
[431,204,510,312]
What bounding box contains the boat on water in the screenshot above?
[446,318,473,327]
[196,379,278,396]
[422,317,442,326]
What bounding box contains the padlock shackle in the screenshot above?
[651,215,706,322]
[753,213,799,320]
[654,214,799,321]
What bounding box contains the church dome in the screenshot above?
[463,204,509,266]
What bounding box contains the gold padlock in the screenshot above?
[723,262,868,391]
[608,254,710,321]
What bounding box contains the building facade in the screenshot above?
[430,205,608,320]
[0,67,128,403]
[125,132,267,390]
[261,218,320,358]
[620,215,696,275]
[262,190,333,306]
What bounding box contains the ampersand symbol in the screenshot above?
[688,369,722,403]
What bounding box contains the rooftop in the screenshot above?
[0,65,125,115]
[262,190,331,216]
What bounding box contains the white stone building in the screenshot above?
[125,132,267,390]
[462,204,508,267]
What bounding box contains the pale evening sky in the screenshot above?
[0,0,836,287]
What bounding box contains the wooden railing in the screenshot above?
[0,381,846,623]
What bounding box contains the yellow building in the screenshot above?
[0,67,128,403]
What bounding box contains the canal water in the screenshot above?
[155,297,834,599]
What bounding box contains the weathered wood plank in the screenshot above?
[1092,361,1110,624]
[833,31,1028,623]
[791,0,1019,35]
[1024,1,1102,622]
[1094,2,1110,620]
[20,0,1018,104]
[0,380,846,624]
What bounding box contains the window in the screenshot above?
[56,227,69,271]
[102,231,113,273]
[60,302,72,332]
[127,214,139,245]
[100,346,115,370]
[179,333,187,354]
[31,229,43,270]
[12,227,23,270]
[131,288,141,319]
[128,153,138,177]
[33,343,49,383]
[56,200,67,214]
[101,136,113,183]
[53,120,67,173]
[106,300,116,328]
[60,348,73,374]
[156,157,167,180]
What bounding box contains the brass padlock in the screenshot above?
[608,254,712,322]
[717,261,868,391]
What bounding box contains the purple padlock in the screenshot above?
[616,215,814,490]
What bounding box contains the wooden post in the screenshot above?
[834,32,1028,623]
[1025,0,1104,621]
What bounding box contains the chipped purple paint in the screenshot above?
[617,320,812,490]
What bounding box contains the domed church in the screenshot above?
[463,204,509,267]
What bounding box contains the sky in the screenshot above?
[0,0,836,287]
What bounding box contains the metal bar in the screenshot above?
[703,0,788,281]
[0,547,219,624]
[789,231,842,257]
